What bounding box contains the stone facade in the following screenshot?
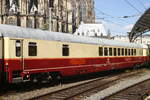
[0,0,95,33]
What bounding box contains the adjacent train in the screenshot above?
[0,24,149,84]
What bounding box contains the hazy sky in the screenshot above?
[94,0,150,36]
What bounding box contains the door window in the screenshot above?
[16,40,21,57]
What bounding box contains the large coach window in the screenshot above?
[118,48,120,56]
[125,49,128,56]
[131,49,134,55]
[16,40,21,57]
[128,49,130,56]
[122,48,124,56]
[99,47,103,56]
[109,48,112,56]
[62,44,69,56]
[134,49,136,55]
[104,47,108,56]
[114,48,117,56]
[28,42,37,56]
[140,49,143,56]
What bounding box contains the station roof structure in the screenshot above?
[129,8,150,42]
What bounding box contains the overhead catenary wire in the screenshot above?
[95,7,115,18]
[95,1,142,28]
[94,1,143,34]
[123,0,143,14]
[95,4,141,19]
[96,14,141,19]
[95,8,133,30]
[95,7,129,24]
[96,18,124,27]
[137,0,147,10]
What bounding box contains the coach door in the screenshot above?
[0,37,4,83]
[14,39,24,70]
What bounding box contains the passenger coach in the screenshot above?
[0,24,149,84]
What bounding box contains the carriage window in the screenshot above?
[16,40,21,57]
[28,42,37,56]
[104,47,108,56]
[125,49,127,56]
[118,48,120,56]
[147,49,149,56]
[134,49,136,55]
[99,47,103,56]
[131,49,134,55]
[140,49,143,56]
[128,49,130,56]
[114,48,117,56]
[109,48,112,56]
[63,44,69,56]
[122,48,124,56]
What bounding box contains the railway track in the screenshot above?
[28,70,143,100]
[103,79,150,100]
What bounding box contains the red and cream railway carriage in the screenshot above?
[0,24,149,84]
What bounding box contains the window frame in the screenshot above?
[104,47,108,56]
[125,48,128,56]
[134,49,136,56]
[131,49,134,55]
[109,47,113,56]
[62,44,69,56]
[99,47,103,56]
[16,40,21,57]
[114,48,117,56]
[122,48,124,56]
[28,42,37,56]
[118,48,121,56]
[128,49,130,56]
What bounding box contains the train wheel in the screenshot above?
[51,72,62,85]
[133,64,140,70]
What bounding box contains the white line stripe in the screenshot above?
[23,61,144,72]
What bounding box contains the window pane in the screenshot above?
[125,49,127,56]
[109,48,112,56]
[99,47,103,56]
[118,48,120,56]
[29,42,37,56]
[122,48,124,56]
[140,49,143,56]
[114,48,117,56]
[104,47,108,56]
[63,45,69,56]
[131,49,134,55]
[134,49,136,55]
[128,49,130,56]
[16,40,21,57]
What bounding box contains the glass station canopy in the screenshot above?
[129,8,150,42]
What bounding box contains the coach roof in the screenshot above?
[0,24,146,48]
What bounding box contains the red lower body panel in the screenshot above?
[2,56,149,83]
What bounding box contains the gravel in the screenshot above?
[0,77,100,100]
[84,69,150,100]
[1,69,150,100]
